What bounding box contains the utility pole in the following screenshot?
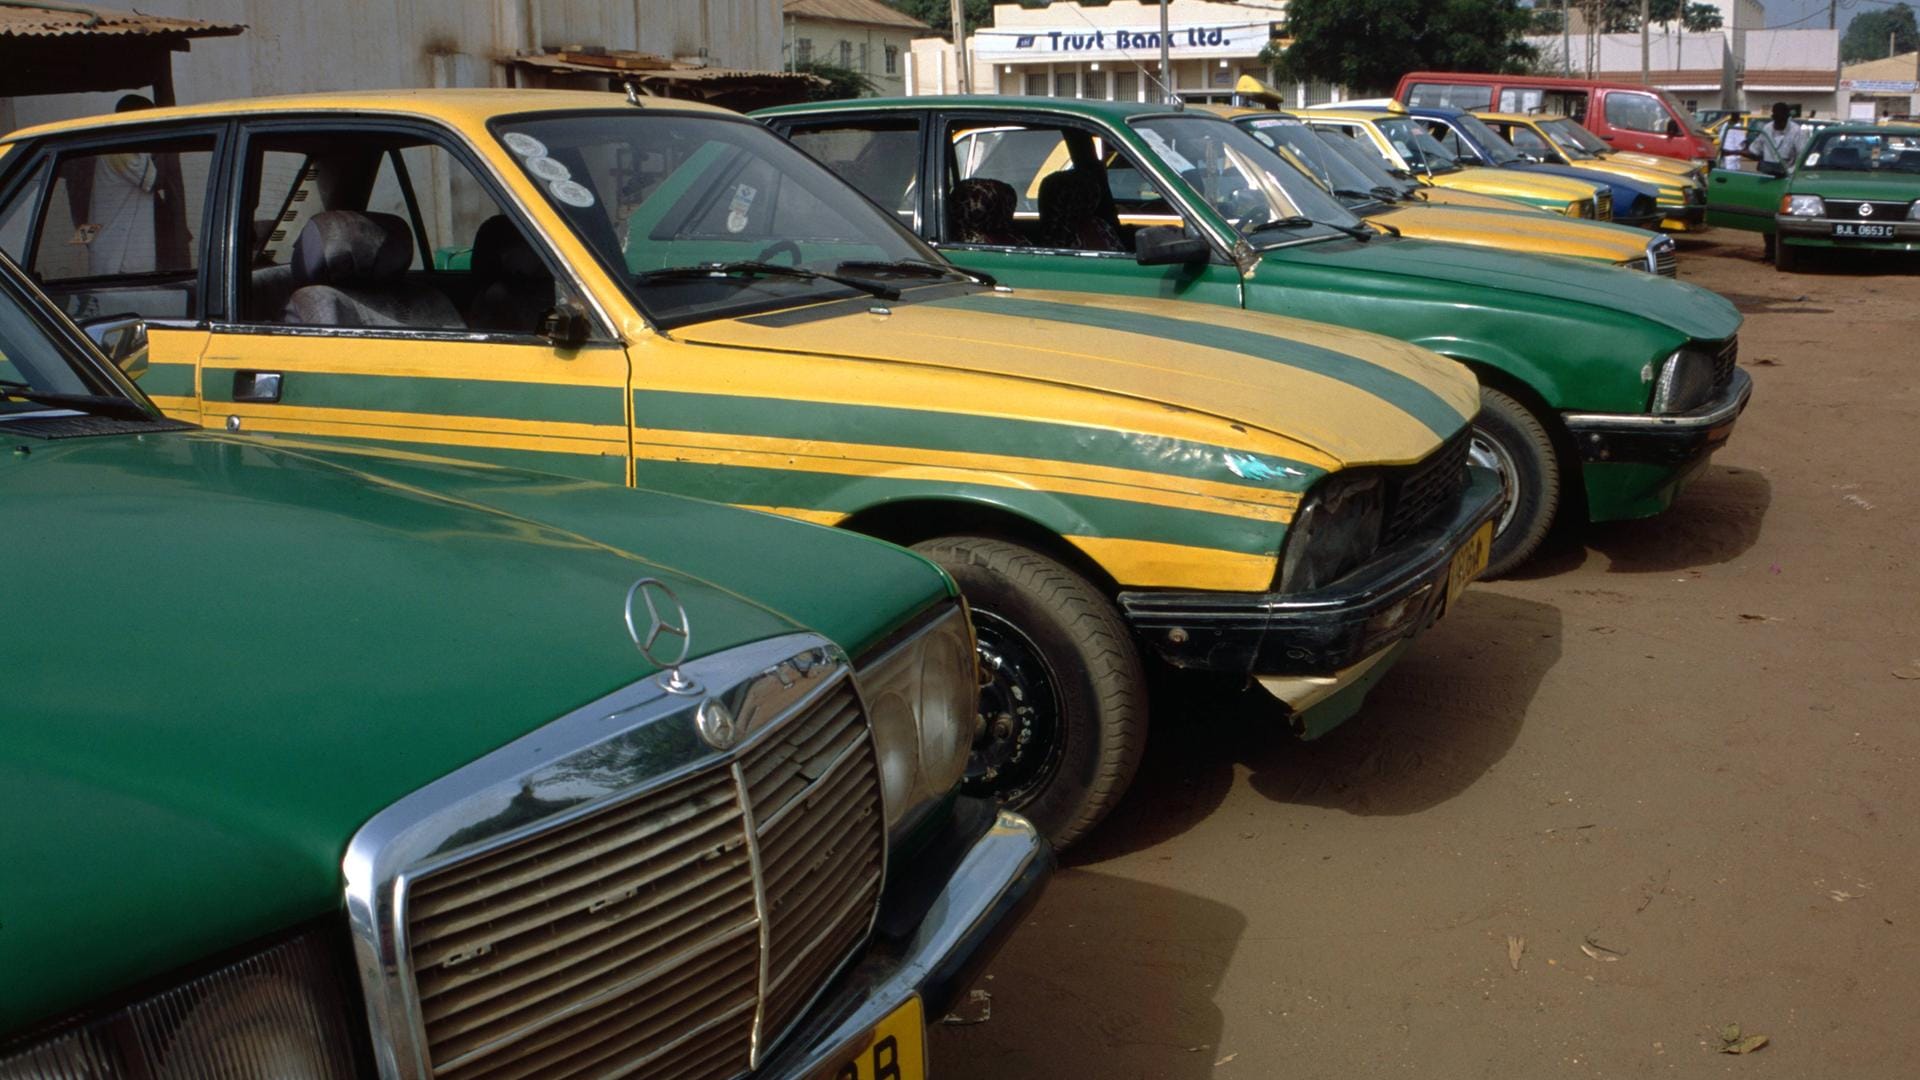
[1828,0,1837,31]
[950,0,970,93]
[1640,0,1650,85]
[1160,0,1173,104]
[1563,0,1572,75]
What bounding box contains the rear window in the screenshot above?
[1405,82,1493,111]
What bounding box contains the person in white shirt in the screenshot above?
[1742,103,1809,261]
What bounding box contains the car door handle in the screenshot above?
[232,371,282,403]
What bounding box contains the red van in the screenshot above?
[1394,72,1718,163]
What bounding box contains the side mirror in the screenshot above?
[539,301,591,351]
[1666,119,1683,138]
[80,313,149,379]
[1134,225,1210,266]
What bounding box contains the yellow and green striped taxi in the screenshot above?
[0,90,1498,847]
[1478,112,1709,231]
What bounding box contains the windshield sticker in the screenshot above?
[1139,128,1195,172]
[549,179,595,208]
[726,184,759,234]
[503,132,548,158]
[527,156,571,182]
[1804,152,1820,166]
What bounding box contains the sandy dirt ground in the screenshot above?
[931,230,1920,1078]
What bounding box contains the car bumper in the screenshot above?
[756,800,1051,1077]
[1562,367,1752,468]
[1777,215,1920,250]
[1660,204,1707,231]
[1116,468,1502,705]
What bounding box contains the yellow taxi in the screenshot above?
[1477,112,1708,230]
[1304,104,1614,218]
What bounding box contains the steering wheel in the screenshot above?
[756,239,803,265]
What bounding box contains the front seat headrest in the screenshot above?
[469,214,548,281]
[292,210,413,286]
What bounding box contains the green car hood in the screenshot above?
[0,431,949,1033]
[1790,169,1920,203]
[1284,237,1742,341]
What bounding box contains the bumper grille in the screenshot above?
[1652,242,1678,277]
[402,680,882,1080]
[1595,190,1613,221]
[1713,338,1737,391]
[1822,200,1907,221]
[1383,430,1471,547]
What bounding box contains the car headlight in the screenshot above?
[1566,199,1588,218]
[1652,348,1717,414]
[1277,473,1385,593]
[1909,199,1920,221]
[0,929,361,1079]
[859,602,978,842]
[1783,194,1826,217]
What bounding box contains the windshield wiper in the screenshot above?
[635,261,899,300]
[0,381,148,421]
[1245,215,1374,243]
[836,258,996,288]
[1374,184,1408,201]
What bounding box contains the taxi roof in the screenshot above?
[3,88,735,144]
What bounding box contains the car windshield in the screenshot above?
[1315,129,1419,195]
[1545,118,1611,156]
[1238,116,1389,205]
[1374,117,1462,174]
[493,111,955,327]
[1802,131,1920,173]
[1656,89,1712,139]
[1449,113,1526,166]
[0,256,134,417]
[1128,115,1368,245]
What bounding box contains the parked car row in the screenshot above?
[2,83,1753,1080]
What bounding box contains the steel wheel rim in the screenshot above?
[1468,426,1521,536]
[963,609,1066,809]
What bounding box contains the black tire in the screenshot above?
[912,536,1146,850]
[1775,238,1800,272]
[1469,385,1560,578]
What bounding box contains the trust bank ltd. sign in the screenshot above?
[972,21,1275,63]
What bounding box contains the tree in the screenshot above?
[793,60,878,100]
[884,0,994,38]
[1841,3,1919,63]
[1268,0,1537,94]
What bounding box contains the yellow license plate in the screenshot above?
[818,996,925,1080]
[1446,522,1494,608]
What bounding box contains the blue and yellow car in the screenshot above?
[0,89,1499,848]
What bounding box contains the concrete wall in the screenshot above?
[3,0,781,132]
[785,16,919,96]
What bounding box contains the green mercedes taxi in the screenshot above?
[0,251,1047,1079]
[1705,122,1920,271]
[759,97,1751,578]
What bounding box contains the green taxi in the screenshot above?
[0,249,1047,1078]
[759,96,1751,579]
[1705,122,1920,271]
[0,89,1500,849]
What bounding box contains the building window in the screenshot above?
[839,40,852,68]
[1055,71,1077,97]
[859,43,870,72]
[885,44,899,75]
[796,37,812,65]
[1114,70,1138,102]
[1025,72,1047,95]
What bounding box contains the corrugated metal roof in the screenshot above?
[783,0,928,32]
[0,3,243,39]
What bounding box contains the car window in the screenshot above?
[1130,115,1365,246]
[1425,122,1470,160]
[946,121,1138,253]
[1604,91,1670,135]
[236,131,563,334]
[785,120,923,227]
[952,126,1069,214]
[0,134,215,325]
[1405,83,1492,110]
[1803,131,1920,172]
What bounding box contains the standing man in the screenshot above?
[1742,102,1808,262]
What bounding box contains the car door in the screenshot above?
[198,118,630,484]
[1704,163,1784,234]
[922,113,1243,306]
[0,125,227,423]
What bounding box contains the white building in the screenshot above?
[909,0,1298,104]
[1741,29,1842,117]
[1524,31,1736,112]
[783,0,928,97]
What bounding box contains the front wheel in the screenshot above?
[912,536,1146,850]
[1774,238,1800,272]
[1469,385,1561,578]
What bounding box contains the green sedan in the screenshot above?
[1706,122,1920,271]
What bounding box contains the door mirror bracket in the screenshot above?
[79,313,149,377]
[539,301,592,351]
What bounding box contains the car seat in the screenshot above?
[1036,170,1123,251]
[283,211,462,329]
[466,214,554,334]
